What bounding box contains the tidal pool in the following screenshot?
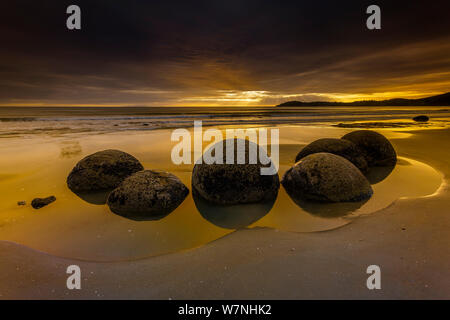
[0,128,443,261]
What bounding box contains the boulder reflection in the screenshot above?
[110,209,173,221]
[287,194,369,218]
[72,189,177,221]
[193,187,277,229]
[365,164,395,185]
[71,189,112,205]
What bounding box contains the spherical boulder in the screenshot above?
[67,149,144,193]
[295,138,368,172]
[107,170,189,220]
[192,139,280,205]
[341,130,397,167]
[282,153,373,202]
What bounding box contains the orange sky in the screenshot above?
[1,1,449,107]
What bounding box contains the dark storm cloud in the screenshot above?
[0,0,449,105]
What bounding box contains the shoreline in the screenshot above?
[0,106,449,139]
[0,127,449,299]
[0,123,444,261]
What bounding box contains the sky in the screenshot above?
[0,0,449,107]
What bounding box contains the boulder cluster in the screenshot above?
[282,130,397,204]
[67,149,189,220]
[66,130,397,221]
[107,170,189,220]
[283,153,373,203]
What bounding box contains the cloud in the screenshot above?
[0,0,449,106]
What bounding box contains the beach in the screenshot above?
[0,107,449,299]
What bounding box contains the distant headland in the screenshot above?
[277,92,450,107]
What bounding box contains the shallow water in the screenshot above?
[0,125,443,261]
[1,106,449,138]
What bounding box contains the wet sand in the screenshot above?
[0,121,449,299]
[0,125,442,261]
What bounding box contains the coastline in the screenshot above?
[0,123,449,299]
[1,106,449,138]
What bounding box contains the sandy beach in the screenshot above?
[3,0,450,305]
[0,109,449,299]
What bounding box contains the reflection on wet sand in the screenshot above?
[72,190,112,205]
[110,208,174,222]
[192,188,276,229]
[365,165,395,184]
[365,158,414,185]
[59,141,82,159]
[286,193,369,218]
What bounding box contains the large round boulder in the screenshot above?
[341,130,397,167]
[67,149,144,193]
[107,170,189,220]
[192,139,280,205]
[282,153,373,202]
[295,138,368,172]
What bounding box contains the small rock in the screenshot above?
[31,196,56,209]
[295,138,368,172]
[282,153,373,202]
[107,170,189,220]
[341,130,397,167]
[17,201,26,206]
[67,149,144,193]
[412,115,429,122]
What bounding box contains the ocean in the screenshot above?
[1,106,449,138]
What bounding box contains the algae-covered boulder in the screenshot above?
[295,138,368,172]
[342,130,397,167]
[282,153,373,202]
[107,170,189,220]
[67,149,144,193]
